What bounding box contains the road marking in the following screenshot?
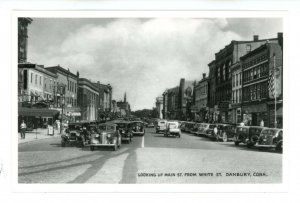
[142,136,144,148]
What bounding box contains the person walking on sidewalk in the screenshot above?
[20,120,27,139]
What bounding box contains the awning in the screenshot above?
[18,107,60,117]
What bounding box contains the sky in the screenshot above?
[27,18,282,111]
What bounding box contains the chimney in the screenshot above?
[253,35,259,41]
[203,73,206,79]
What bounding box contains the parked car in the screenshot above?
[61,122,89,147]
[197,123,215,137]
[155,120,167,134]
[146,121,155,128]
[234,126,265,147]
[131,121,145,136]
[191,123,201,135]
[257,128,283,151]
[164,121,181,138]
[89,123,121,151]
[215,124,236,142]
[184,122,196,133]
[114,120,133,143]
[179,121,187,132]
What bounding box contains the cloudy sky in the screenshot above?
[27,18,282,111]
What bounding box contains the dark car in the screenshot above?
[131,121,145,136]
[89,123,121,151]
[61,122,90,147]
[215,124,236,142]
[114,120,133,143]
[234,126,265,148]
[184,122,196,133]
[191,123,201,135]
[257,128,283,151]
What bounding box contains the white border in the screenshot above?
[11,10,288,193]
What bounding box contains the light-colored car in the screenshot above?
[257,128,283,151]
[164,121,181,138]
[156,120,167,133]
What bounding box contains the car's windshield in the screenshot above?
[116,123,126,129]
[168,123,178,129]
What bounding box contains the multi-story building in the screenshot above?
[46,65,80,121]
[18,18,32,63]
[231,62,243,124]
[212,35,279,123]
[166,86,179,120]
[241,38,283,128]
[77,78,99,121]
[162,89,168,119]
[155,97,163,119]
[193,73,209,122]
[94,82,112,112]
[178,78,194,120]
[208,60,217,122]
[18,63,57,104]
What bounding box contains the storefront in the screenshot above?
[18,107,60,130]
[242,103,268,126]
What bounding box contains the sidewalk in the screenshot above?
[18,128,62,144]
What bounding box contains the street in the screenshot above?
[18,128,282,183]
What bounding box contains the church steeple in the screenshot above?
[124,92,127,103]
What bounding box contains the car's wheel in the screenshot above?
[90,146,94,151]
[246,142,254,148]
[234,141,239,146]
[222,132,228,142]
[276,142,282,152]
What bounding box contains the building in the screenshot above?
[208,60,217,122]
[18,18,32,63]
[178,78,194,120]
[165,86,179,120]
[241,39,283,128]
[193,73,209,122]
[117,93,131,117]
[155,97,163,119]
[18,63,57,104]
[18,63,60,129]
[211,35,279,123]
[231,62,243,124]
[46,65,80,122]
[162,89,168,119]
[77,78,99,121]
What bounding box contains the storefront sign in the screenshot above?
[218,102,229,110]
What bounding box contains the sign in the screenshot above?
[218,102,229,110]
[48,125,54,135]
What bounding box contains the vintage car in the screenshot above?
[257,128,283,151]
[215,124,236,142]
[114,120,133,143]
[89,123,121,151]
[184,122,196,133]
[233,126,265,147]
[146,121,155,128]
[164,121,181,138]
[61,122,91,147]
[131,121,145,136]
[179,121,187,132]
[191,123,201,135]
[196,123,209,136]
[155,120,167,134]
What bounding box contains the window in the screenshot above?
[239,89,242,102]
[35,74,37,84]
[223,65,226,81]
[246,44,251,53]
[239,73,242,85]
[257,84,261,99]
[232,74,235,87]
[40,76,42,85]
[75,83,77,93]
[232,91,235,103]
[236,73,238,86]
[31,73,33,83]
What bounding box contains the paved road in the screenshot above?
[18,128,282,183]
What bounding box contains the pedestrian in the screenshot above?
[260,119,264,127]
[20,120,27,139]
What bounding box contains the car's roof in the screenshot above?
[99,123,117,126]
[261,127,283,131]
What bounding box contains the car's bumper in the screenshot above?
[121,137,131,141]
[90,143,115,147]
[132,132,144,135]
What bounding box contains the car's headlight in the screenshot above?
[107,134,111,138]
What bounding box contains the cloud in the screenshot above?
[27,18,280,110]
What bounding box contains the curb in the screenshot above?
[18,134,61,145]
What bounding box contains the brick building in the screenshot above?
[193,73,209,122]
